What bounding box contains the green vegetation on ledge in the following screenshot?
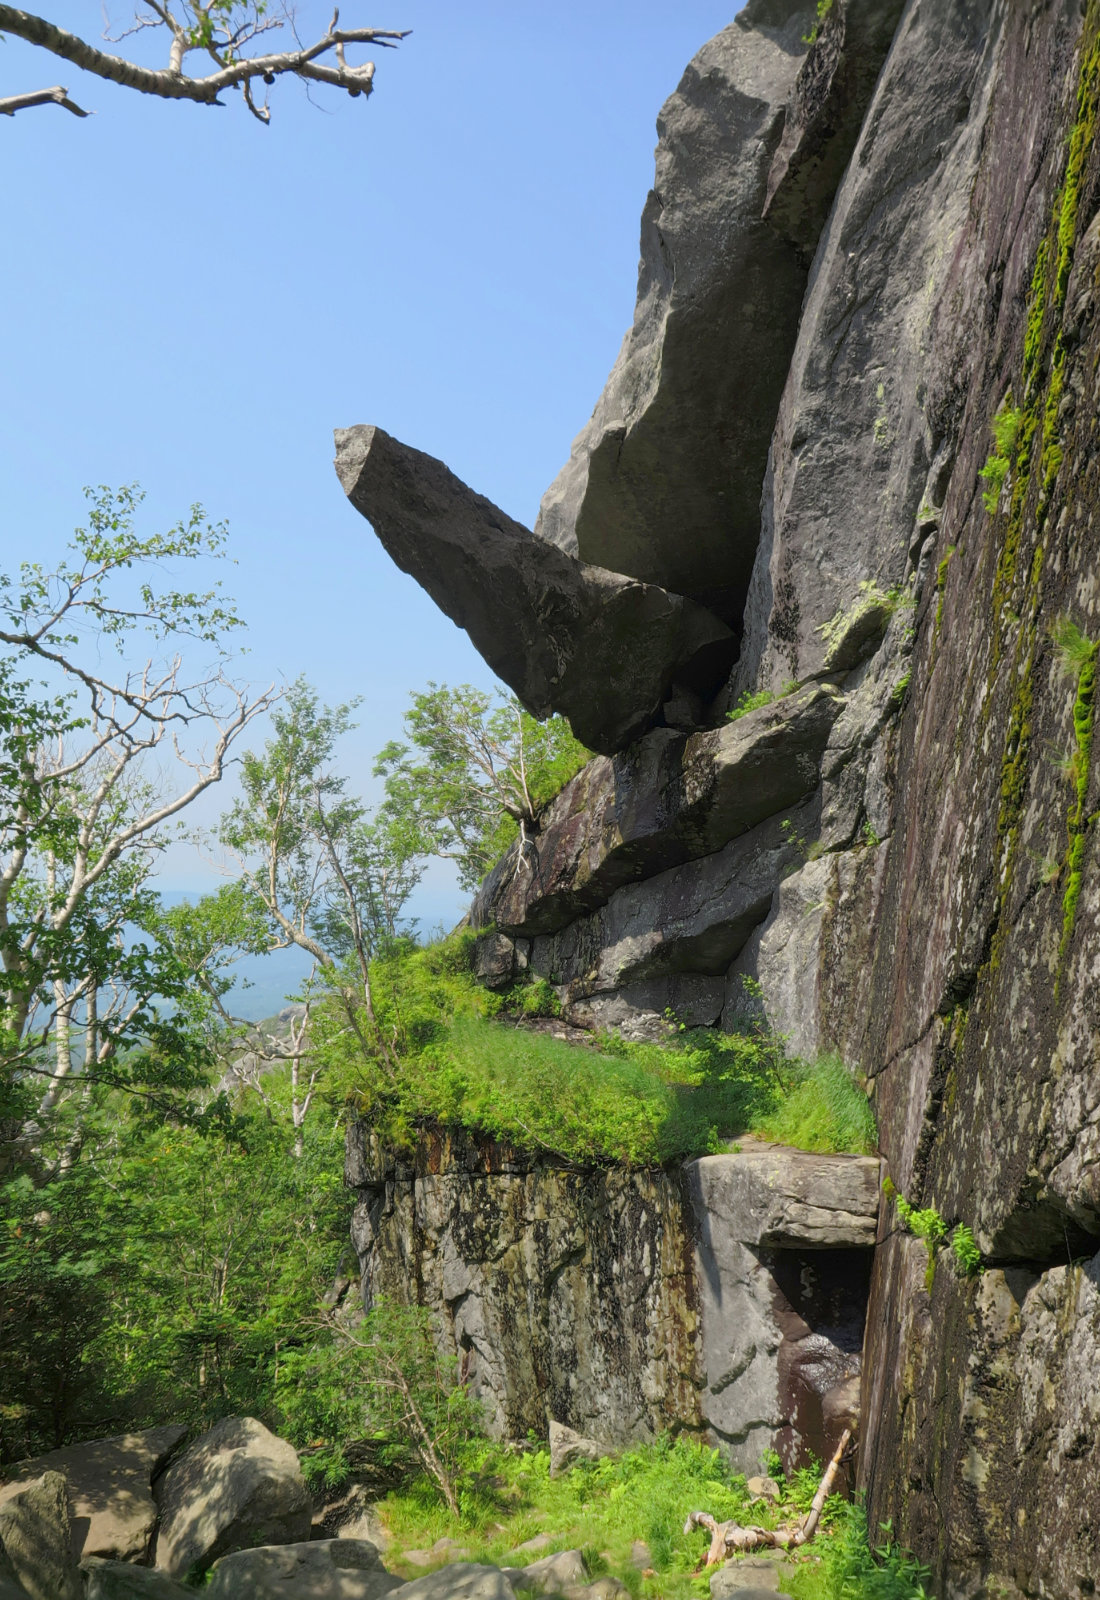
[326,933,878,1167]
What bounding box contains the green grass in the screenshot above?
[750,1055,878,1157]
[332,935,878,1167]
[373,1438,926,1600]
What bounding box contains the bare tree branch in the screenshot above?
[0,5,410,124]
[0,83,89,115]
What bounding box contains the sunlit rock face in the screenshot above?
[347,1128,876,1474]
[340,0,1100,1586]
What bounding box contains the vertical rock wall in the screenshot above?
[347,1129,878,1475]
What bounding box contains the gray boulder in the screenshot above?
[1,1424,186,1563]
[205,1538,402,1599]
[153,1417,311,1578]
[334,425,734,755]
[0,1472,80,1600]
[548,1424,606,1480]
[506,1547,587,1590]
[534,1,814,621]
[82,1560,191,1599]
[389,1566,515,1600]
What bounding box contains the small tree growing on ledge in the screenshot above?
[0,3,408,124]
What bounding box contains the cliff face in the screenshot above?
[339,0,1100,1591]
[347,1128,878,1474]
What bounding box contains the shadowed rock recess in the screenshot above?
[340,0,1100,1590]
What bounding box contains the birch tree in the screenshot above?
[0,485,275,1170]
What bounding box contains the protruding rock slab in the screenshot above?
[206,1538,401,1600]
[153,1417,311,1578]
[334,425,734,755]
[534,1,814,620]
[690,1146,880,1249]
[473,684,842,938]
[1,1425,186,1564]
[0,1472,80,1600]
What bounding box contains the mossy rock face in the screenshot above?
[792,0,1100,1593]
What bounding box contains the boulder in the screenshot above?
[473,684,843,939]
[534,2,814,621]
[0,1472,80,1600]
[388,1566,515,1600]
[548,1424,606,1479]
[205,1538,402,1600]
[153,1417,311,1578]
[82,1560,192,1599]
[507,1547,587,1590]
[0,1424,186,1563]
[334,426,734,755]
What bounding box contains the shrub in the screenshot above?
[979,404,1023,512]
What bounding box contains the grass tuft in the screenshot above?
[751,1055,878,1157]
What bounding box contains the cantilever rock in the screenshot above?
[334,425,734,755]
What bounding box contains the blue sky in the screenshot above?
[2,0,740,938]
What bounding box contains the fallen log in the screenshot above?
[684,1427,853,1566]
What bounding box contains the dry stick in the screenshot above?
[684,1427,854,1566]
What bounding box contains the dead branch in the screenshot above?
[0,83,88,115]
[0,5,409,124]
[684,1428,853,1565]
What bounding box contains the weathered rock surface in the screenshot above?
[763,0,906,256]
[348,1127,701,1444]
[685,1150,872,1471]
[506,1549,587,1592]
[473,685,842,940]
[535,2,812,622]
[82,1561,190,1600]
[352,1131,873,1473]
[153,1418,311,1578]
[738,0,1004,694]
[205,1538,401,1600]
[334,425,734,755]
[1,1425,186,1564]
[0,1472,80,1600]
[524,802,814,1032]
[388,1566,514,1600]
[547,1423,606,1479]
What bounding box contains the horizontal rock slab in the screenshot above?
[2,1425,186,1564]
[473,684,843,938]
[534,1,814,621]
[527,804,815,1023]
[687,1146,880,1249]
[334,425,734,755]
